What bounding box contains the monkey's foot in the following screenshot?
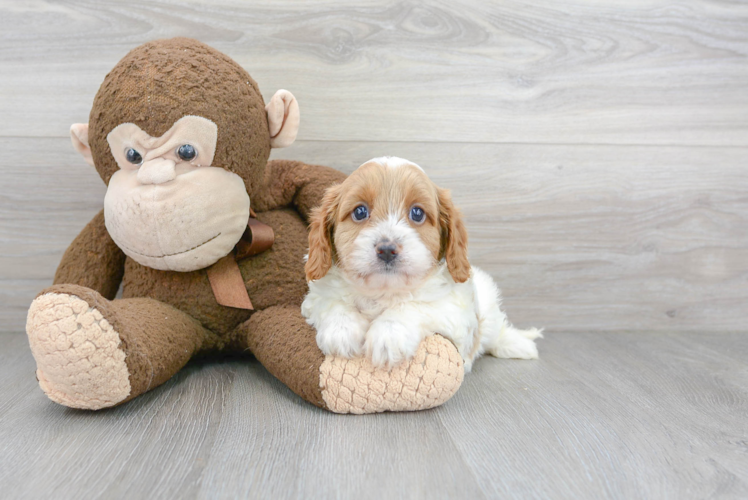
[239,306,465,414]
[26,292,131,410]
[319,335,464,414]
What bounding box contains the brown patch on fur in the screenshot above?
[438,187,471,283]
[306,184,342,281]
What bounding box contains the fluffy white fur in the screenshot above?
[303,262,541,371]
[302,156,542,370]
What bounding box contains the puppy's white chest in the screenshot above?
[353,295,397,321]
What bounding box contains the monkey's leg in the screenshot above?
[26,284,208,410]
[236,305,465,414]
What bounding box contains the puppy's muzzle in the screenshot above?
[376,241,399,264]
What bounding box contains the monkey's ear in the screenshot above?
[70,123,95,167]
[266,90,300,148]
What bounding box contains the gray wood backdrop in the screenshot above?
[2,0,747,334]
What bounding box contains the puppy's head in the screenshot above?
[306,157,470,288]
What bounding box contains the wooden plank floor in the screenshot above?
[1,331,746,499]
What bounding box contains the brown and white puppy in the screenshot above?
[302,157,541,370]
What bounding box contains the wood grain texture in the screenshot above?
[3,137,746,332]
[1,331,746,499]
[1,0,747,145]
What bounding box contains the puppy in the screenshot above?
[301,157,541,371]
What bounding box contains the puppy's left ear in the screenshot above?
[438,187,471,283]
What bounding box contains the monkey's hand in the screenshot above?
[253,160,347,221]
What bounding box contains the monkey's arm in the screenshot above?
[253,160,347,221]
[53,209,126,300]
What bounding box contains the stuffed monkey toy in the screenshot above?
[25,38,464,414]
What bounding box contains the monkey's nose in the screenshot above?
[376,243,398,264]
[137,158,177,185]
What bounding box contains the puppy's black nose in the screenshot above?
[376,243,398,263]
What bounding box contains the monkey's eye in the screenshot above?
[409,206,425,224]
[125,148,143,165]
[177,144,197,161]
[352,205,369,222]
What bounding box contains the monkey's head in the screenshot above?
[70,38,299,272]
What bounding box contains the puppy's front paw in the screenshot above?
[316,311,369,358]
[364,319,420,369]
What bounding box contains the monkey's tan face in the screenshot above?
[103,116,250,272]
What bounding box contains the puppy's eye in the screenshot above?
[177,144,197,161]
[409,206,425,224]
[125,148,143,165]
[352,205,369,222]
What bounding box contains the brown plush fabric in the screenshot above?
[53,210,125,299]
[254,160,348,221]
[88,37,270,197]
[237,305,327,408]
[120,208,310,343]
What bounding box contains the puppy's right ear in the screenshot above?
[70,123,95,167]
[306,184,342,281]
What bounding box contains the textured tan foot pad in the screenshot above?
[319,335,464,414]
[26,293,131,410]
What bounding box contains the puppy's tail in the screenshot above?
[487,325,543,360]
[511,326,544,340]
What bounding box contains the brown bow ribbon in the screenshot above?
[206,209,275,310]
